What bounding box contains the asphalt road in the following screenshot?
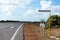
[0,22,22,40]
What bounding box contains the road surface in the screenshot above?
[0,22,22,40]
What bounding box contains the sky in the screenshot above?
[0,0,60,22]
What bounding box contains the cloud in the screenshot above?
[51,5,60,15]
[0,0,32,8]
[0,0,33,16]
[24,7,41,17]
[21,8,40,21]
[40,0,51,10]
[0,0,20,4]
[0,5,16,16]
[17,0,33,8]
[24,8,36,16]
[0,5,16,12]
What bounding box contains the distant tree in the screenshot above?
[40,19,45,23]
[1,20,5,22]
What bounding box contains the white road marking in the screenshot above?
[10,23,24,40]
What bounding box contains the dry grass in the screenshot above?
[25,23,51,40]
[24,23,60,40]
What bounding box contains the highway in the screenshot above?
[0,22,23,40]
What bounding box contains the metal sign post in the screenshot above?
[38,10,51,36]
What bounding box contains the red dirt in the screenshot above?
[23,23,40,40]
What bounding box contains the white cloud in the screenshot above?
[1,5,16,11]
[1,12,12,16]
[22,8,40,21]
[0,0,32,8]
[51,5,60,11]
[51,5,60,15]
[0,0,32,17]
[24,8,36,16]
[40,0,51,10]
[0,0,19,4]
[0,0,10,4]
[17,0,32,8]
[24,7,40,16]
[0,5,16,16]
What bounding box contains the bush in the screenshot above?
[46,15,60,29]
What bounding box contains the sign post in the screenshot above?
[38,10,51,36]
